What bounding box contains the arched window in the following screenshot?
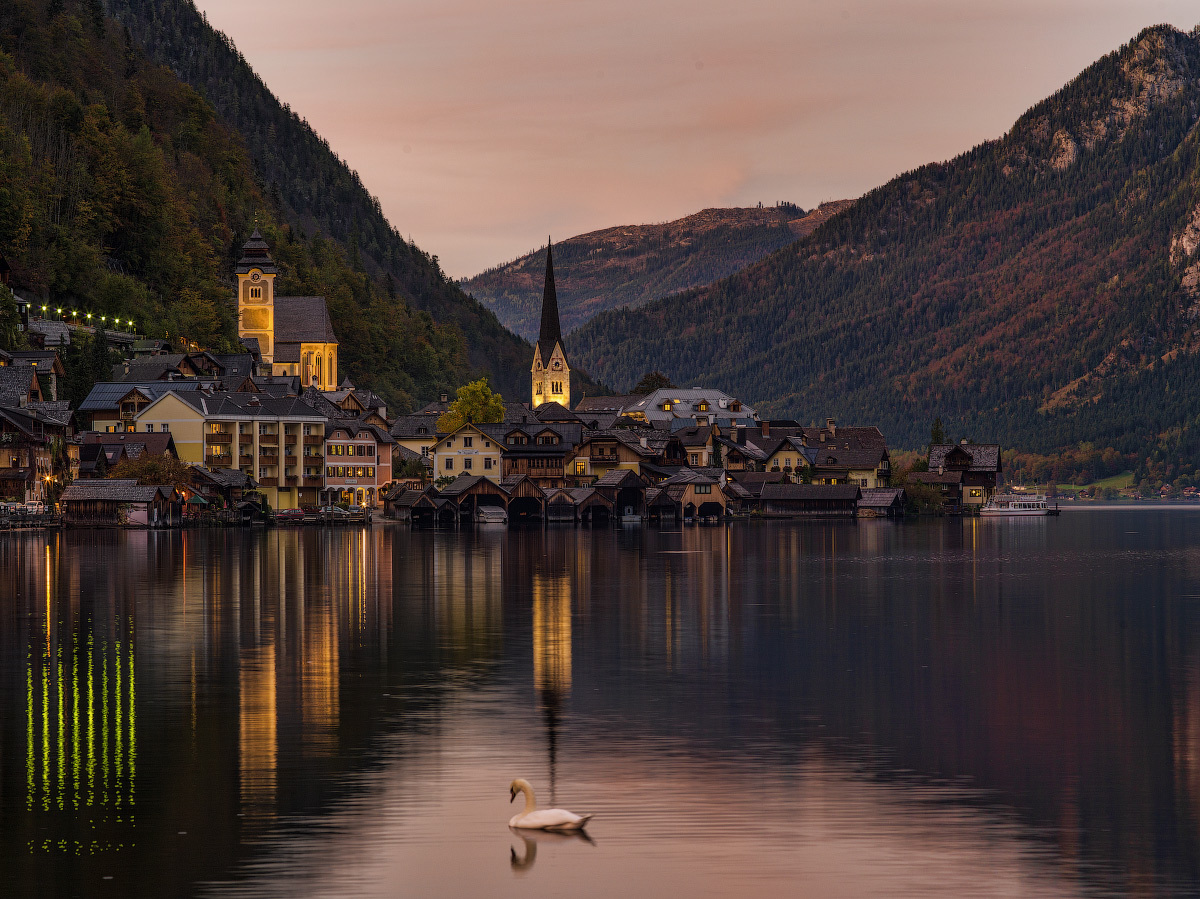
[327,353,334,385]
[315,355,323,384]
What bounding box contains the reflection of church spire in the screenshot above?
[532,572,571,804]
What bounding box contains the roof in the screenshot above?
[625,387,756,425]
[908,470,964,485]
[386,489,427,508]
[760,484,861,501]
[390,414,441,439]
[274,296,338,344]
[395,445,431,466]
[928,443,1001,473]
[81,431,177,459]
[535,243,564,365]
[62,483,174,502]
[112,355,187,382]
[234,229,278,275]
[860,487,905,507]
[325,421,395,444]
[533,401,578,422]
[593,469,645,488]
[150,391,328,421]
[659,469,719,487]
[573,394,643,413]
[0,366,37,406]
[191,467,258,489]
[79,381,201,413]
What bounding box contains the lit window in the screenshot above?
[575,460,586,475]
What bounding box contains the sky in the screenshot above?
[193,0,1200,278]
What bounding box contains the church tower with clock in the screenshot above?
[531,241,570,409]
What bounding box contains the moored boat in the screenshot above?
[980,494,1056,516]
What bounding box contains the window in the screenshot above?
[259,468,267,478]
[327,466,334,477]
[535,383,543,396]
[210,423,222,434]
[575,460,586,475]
[695,484,711,494]
[463,436,473,448]
[689,454,698,465]
[698,402,708,412]
[484,458,493,470]
[862,478,869,487]
[445,458,454,470]
[368,467,374,477]
[552,382,562,394]
[304,425,312,436]
[367,445,374,457]
[249,286,262,299]
[146,424,154,432]
[484,441,491,448]
[464,457,473,470]
[357,445,365,456]
[969,488,982,498]
[421,446,430,457]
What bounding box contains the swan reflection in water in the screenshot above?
[509,827,595,874]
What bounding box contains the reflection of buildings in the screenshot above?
[25,615,136,854]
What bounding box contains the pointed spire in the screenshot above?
[537,239,563,362]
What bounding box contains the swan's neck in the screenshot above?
[519,783,537,815]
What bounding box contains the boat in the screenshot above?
[476,506,508,524]
[979,494,1056,516]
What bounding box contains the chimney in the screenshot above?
[939,465,944,475]
[440,392,448,403]
[826,417,836,435]
[640,436,648,449]
[960,438,968,445]
[761,421,770,438]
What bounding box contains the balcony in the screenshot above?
[286,476,299,486]
[303,477,322,488]
[284,434,298,445]
[258,433,278,445]
[207,453,232,467]
[258,477,278,487]
[239,454,253,466]
[590,451,618,462]
[205,432,233,445]
[303,435,323,446]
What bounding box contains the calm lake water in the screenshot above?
[3,512,1200,897]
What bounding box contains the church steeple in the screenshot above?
[531,239,570,409]
[536,238,564,365]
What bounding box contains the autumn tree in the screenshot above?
[436,377,505,432]
[109,454,194,490]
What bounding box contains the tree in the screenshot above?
[634,371,674,394]
[930,417,946,447]
[436,377,504,432]
[109,454,194,490]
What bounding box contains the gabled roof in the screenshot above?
[62,482,175,502]
[274,296,338,344]
[928,443,1001,473]
[593,468,646,489]
[659,469,719,487]
[533,401,578,422]
[81,431,177,458]
[573,394,643,413]
[860,487,905,507]
[79,381,202,413]
[390,414,441,439]
[0,366,38,406]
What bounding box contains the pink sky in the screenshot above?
[195,0,1199,277]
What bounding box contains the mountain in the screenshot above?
[464,202,853,340]
[98,0,535,399]
[0,0,490,410]
[572,25,1200,473]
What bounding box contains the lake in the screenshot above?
[2,511,1200,897]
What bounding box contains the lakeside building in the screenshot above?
[909,442,1002,512]
[322,421,394,507]
[131,392,327,509]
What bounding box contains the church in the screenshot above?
[531,242,570,409]
[235,230,340,390]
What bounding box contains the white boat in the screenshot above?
[476,506,508,524]
[979,494,1055,516]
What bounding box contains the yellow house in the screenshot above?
[431,423,502,483]
[135,391,327,510]
[236,230,340,390]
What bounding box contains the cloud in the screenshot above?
[196,0,1200,276]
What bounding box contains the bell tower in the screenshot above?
[531,240,570,409]
[235,229,277,363]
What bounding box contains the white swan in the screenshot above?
[508,778,593,830]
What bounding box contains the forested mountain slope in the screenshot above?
[102,0,531,396]
[466,202,853,340]
[0,0,477,410]
[573,26,1200,472]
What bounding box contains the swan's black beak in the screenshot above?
[509,790,516,803]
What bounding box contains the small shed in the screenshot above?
[62,481,180,527]
[858,487,905,518]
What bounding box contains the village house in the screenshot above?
[912,442,1003,510]
[431,423,504,482]
[621,387,758,429]
[0,405,63,502]
[131,391,327,510]
[61,480,180,527]
[496,421,583,491]
[322,421,394,507]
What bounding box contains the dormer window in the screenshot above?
[698,402,708,412]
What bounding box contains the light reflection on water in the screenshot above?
[2,515,1200,896]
